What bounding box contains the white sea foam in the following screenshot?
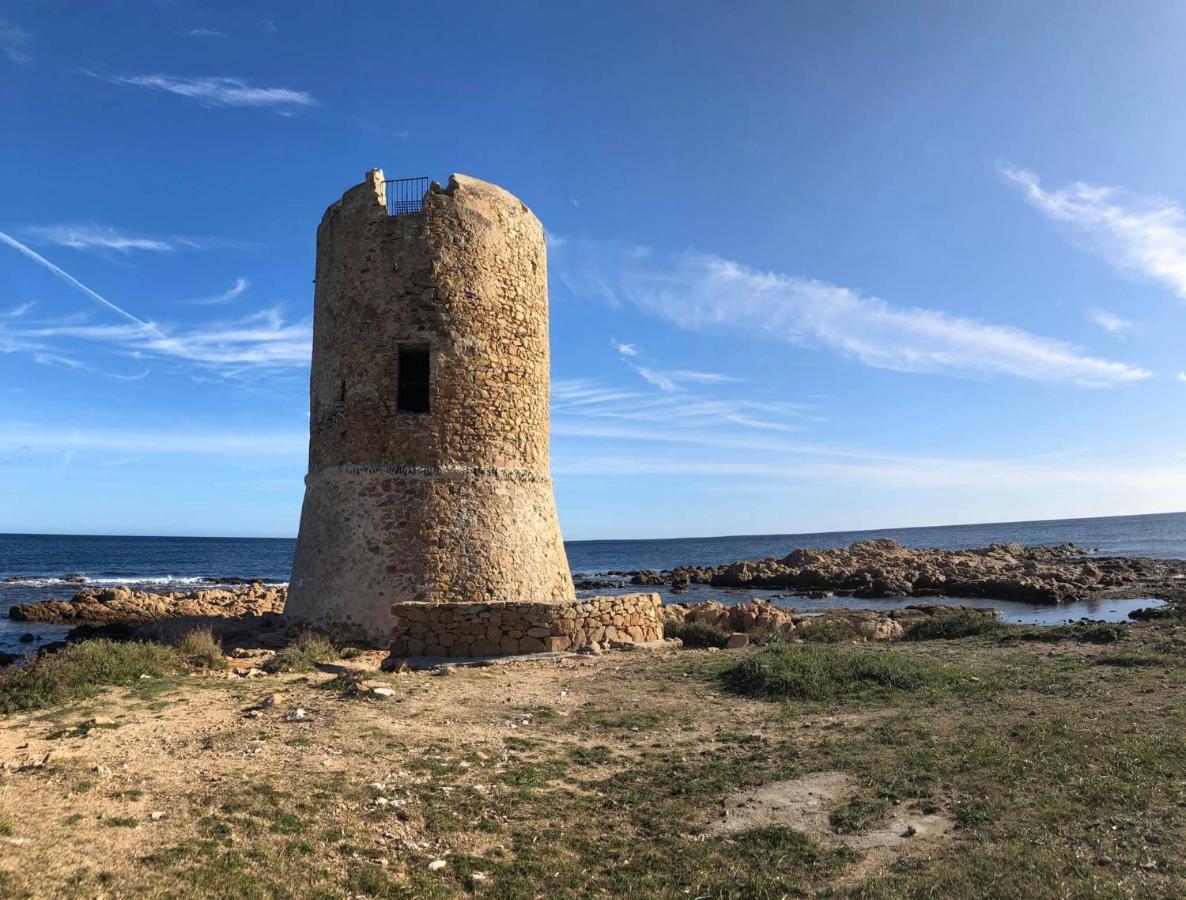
[2,575,288,588]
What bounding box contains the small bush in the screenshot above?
[664,620,730,649]
[1015,622,1128,645]
[721,643,973,702]
[264,633,339,673]
[902,611,1004,641]
[0,640,181,714]
[174,628,228,670]
[798,617,863,643]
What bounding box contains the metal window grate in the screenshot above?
[385,177,430,216]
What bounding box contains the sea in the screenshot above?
[2,510,1182,654]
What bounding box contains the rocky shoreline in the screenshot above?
[592,539,1186,605]
[8,541,1183,642]
[8,582,287,625]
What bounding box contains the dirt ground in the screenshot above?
[2,626,1186,898]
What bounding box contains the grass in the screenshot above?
[721,642,978,702]
[902,611,1005,641]
[262,633,339,674]
[5,617,1186,898]
[663,620,730,648]
[0,640,182,714]
[799,616,865,643]
[173,628,228,670]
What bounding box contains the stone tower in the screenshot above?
[286,169,577,644]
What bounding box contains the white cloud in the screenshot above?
[0,18,30,65]
[25,224,180,253]
[553,377,805,433]
[84,71,315,112]
[184,28,227,38]
[1001,164,1186,299]
[552,239,1152,388]
[0,231,310,378]
[612,340,639,357]
[1177,373,1186,383]
[19,308,311,371]
[610,338,739,392]
[1086,307,1133,335]
[195,277,250,305]
[632,365,739,393]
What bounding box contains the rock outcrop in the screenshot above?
[637,540,1156,604]
[662,598,999,642]
[9,583,287,625]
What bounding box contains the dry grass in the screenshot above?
[0,621,1185,897]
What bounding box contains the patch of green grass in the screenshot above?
[902,611,1005,641]
[1094,652,1162,668]
[569,744,613,764]
[0,640,182,714]
[663,620,730,648]
[721,643,977,702]
[263,633,339,674]
[799,616,865,643]
[102,816,139,828]
[0,812,12,836]
[829,794,893,834]
[1012,621,1129,645]
[173,628,228,670]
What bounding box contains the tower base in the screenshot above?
[286,465,575,645]
[388,593,664,657]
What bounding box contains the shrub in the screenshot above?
[664,620,730,649]
[264,633,339,673]
[1015,622,1128,644]
[174,628,228,670]
[721,643,973,702]
[798,617,863,643]
[902,611,1004,641]
[0,640,181,714]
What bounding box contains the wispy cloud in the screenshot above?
[553,377,805,433]
[610,339,739,393]
[611,340,639,358]
[83,70,316,112]
[194,277,249,305]
[24,224,184,253]
[1086,307,1134,336]
[0,231,309,378]
[1001,164,1186,299]
[184,28,227,38]
[0,18,30,65]
[553,239,1151,388]
[0,230,153,327]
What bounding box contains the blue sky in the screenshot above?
[3,1,1186,540]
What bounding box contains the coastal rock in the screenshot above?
[663,598,997,642]
[9,583,287,625]
[644,540,1155,605]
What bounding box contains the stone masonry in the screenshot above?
[287,169,662,654]
[389,593,664,657]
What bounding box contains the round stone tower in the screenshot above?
[286,169,577,644]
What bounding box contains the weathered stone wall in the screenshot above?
[388,593,664,658]
[287,170,575,644]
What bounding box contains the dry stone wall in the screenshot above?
[389,593,664,658]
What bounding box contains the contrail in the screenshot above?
[0,229,157,330]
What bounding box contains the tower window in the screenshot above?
[397,346,430,413]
